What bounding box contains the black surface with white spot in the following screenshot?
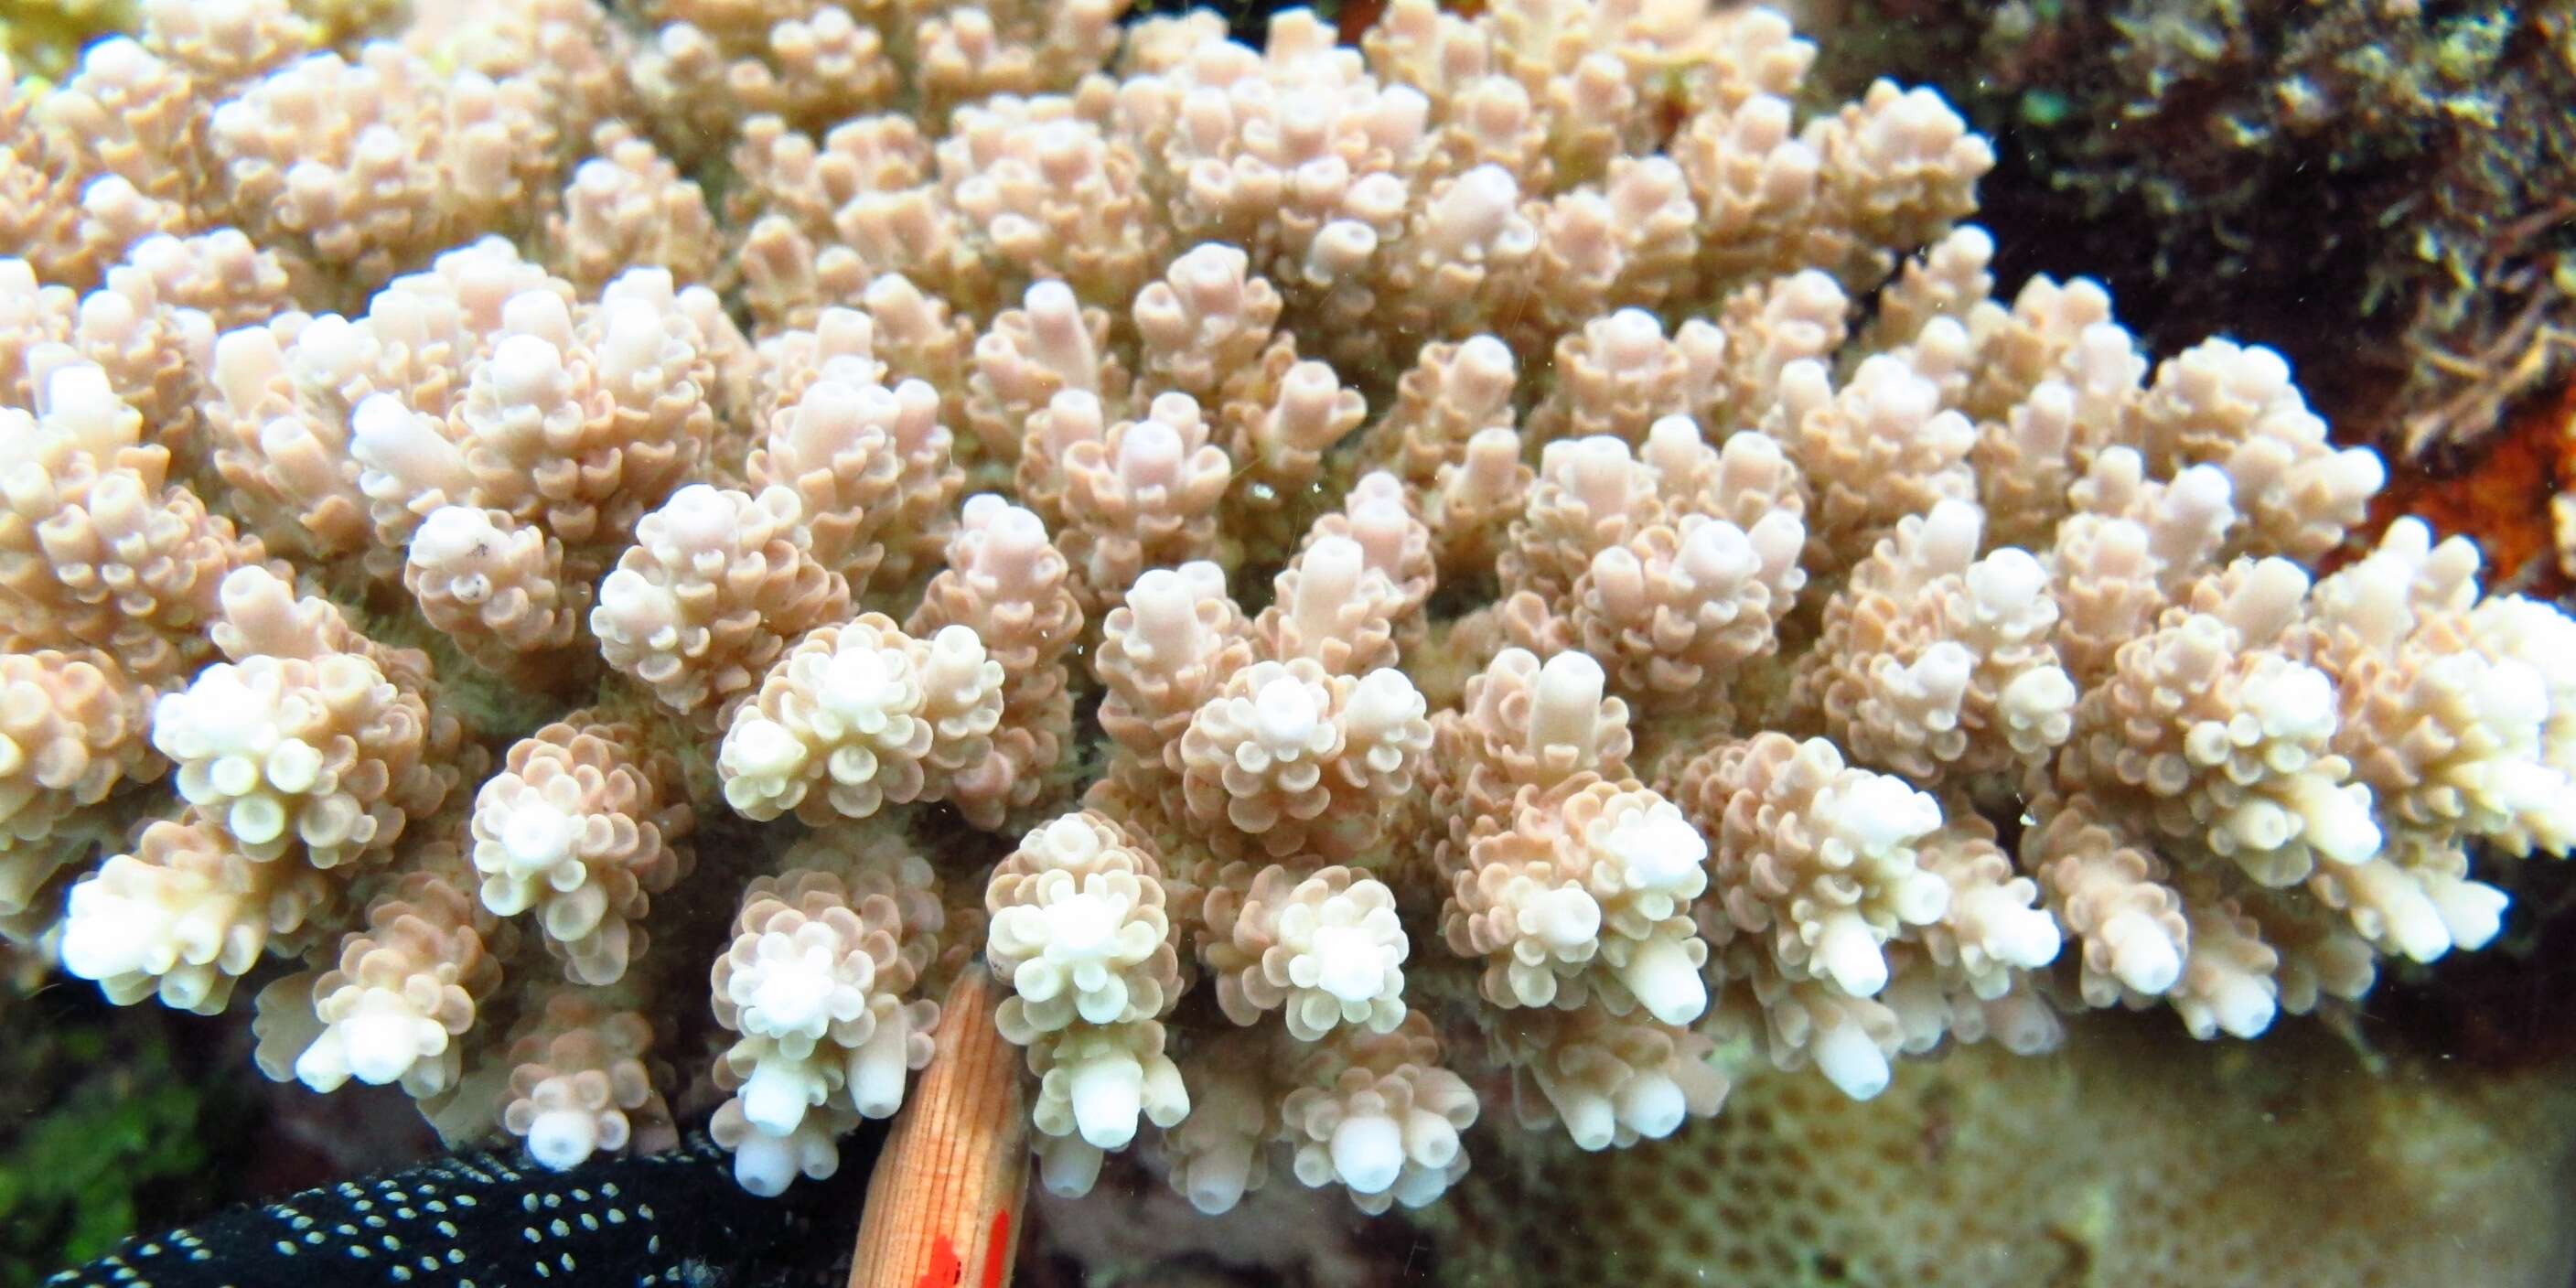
[45,1132,878,1288]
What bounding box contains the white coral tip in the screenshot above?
[1528,886,1602,950]
[1813,1019,1890,1100]
[723,718,806,781]
[1558,1089,1615,1151]
[2202,971,2277,1039]
[525,1108,604,1171]
[2247,663,2336,741]
[1965,548,2047,613]
[1987,993,2063,1055]
[848,1004,913,1119]
[59,910,148,982]
[2104,910,2184,994]
[1184,1143,1255,1215]
[1995,906,2062,971]
[742,1060,818,1136]
[412,504,496,561]
[1529,650,1607,752]
[1069,1050,1145,1148]
[1616,935,1708,1025]
[2385,891,2452,963]
[290,1031,353,1092]
[1143,1051,1190,1128]
[1961,889,2061,971]
[1402,1107,1461,1169]
[1039,1139,1105,1197]
[1251,675,1324,746]
[729,1126,803,1197]
[1042,889,1122,965]
[2300,784,2383,867]
[2431,877,2509,953]
[1891,869,1950,927]
[2001,667,2077,725]
[339,1005,434,1086]
[1328,1111,1404,1195]
[747,961,837,1037]
[1830,776,1940,854]
[500,800,577,873]
[1311,924,1389,1004]
[1815,911,1889,997]
[1613,1071,1687,1141]
[1605,810,1706,894]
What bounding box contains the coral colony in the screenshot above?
[4,0,2571,1226]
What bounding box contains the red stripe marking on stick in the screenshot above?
[981,1210,1013,1288]
[915,1233,962,1288]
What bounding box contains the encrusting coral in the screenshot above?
[5,0,2571,1238]
[1433,1013,2576,1288]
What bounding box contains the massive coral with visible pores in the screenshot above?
[4,0,2571,1228]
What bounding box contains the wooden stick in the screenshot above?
[848,966,1029,1288]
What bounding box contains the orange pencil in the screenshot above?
[849,966,1029,1288]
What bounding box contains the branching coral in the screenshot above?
[5,0,2570,1244]
[708,840,946,1195]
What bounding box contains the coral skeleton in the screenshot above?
[5,0,2569,1228]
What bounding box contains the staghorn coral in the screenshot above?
[2,1,2569,1269]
